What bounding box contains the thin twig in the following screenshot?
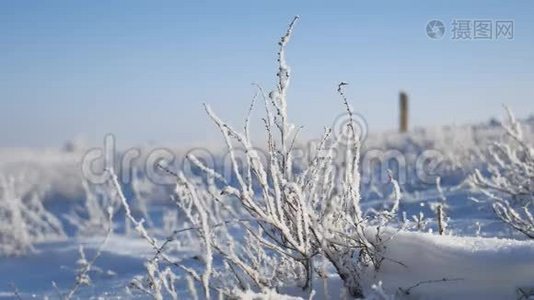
[399,278,464,295]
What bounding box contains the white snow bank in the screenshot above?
[375,229,534,300]
[233,288,306,300]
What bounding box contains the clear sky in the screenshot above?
[1,1,533,148]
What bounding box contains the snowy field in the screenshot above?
[1,18,534,300]
[1,115,533,300]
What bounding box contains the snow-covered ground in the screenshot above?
[0,116,533,299]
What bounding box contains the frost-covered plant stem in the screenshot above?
[272,16,299,177]
[54,206,114,300]
[436,177,447,235]
[471,107,534,238]
[0,175,65,256]
[109,168,213,298]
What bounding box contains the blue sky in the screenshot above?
[1,1,533,148]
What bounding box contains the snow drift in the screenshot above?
[374,229,534,300]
